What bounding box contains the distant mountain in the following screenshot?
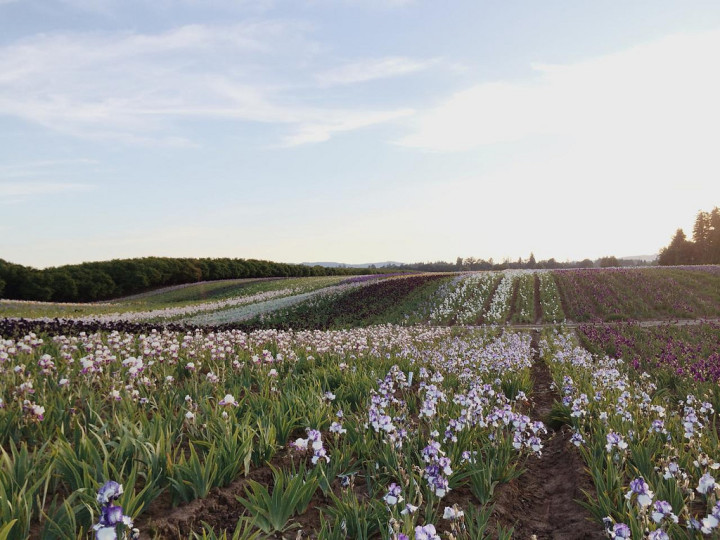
[620,254,658,262]
[302,261,404,268]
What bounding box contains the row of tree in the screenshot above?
[658,207,720,266]
[384,254,649,273]
[0,257,380,302]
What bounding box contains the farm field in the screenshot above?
[553,267,720,322]
[0,276,363,323]
[1,266,720,539]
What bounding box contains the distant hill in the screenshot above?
[302,261,404,268]
[620,254,658,262]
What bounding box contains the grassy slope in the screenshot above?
[0,276,348,319]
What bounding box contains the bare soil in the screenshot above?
[136,449,327,539]
[490,331,605,539]
[534,274,542,324]
[476,276,502,325]
[506,278,520,324]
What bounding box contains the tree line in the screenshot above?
[0,257,381,302]
[384,253,650,273]
[658,207,720,266]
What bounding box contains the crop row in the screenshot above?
[508,273,534,324]
[227,274,449,331]
[537,273,564,323]
[0,277,351,322]
[541,330,720,538]
[411,273,499,326]
[5,267,720,329]
[553,267,720,322]
[0,324,542,539]
[578,322,720,385]
[3,270,573,331]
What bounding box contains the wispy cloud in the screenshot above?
[306,0,415,8]
[0,22,411,146]
[397,30,720,152]
[0,159,97,201]
[282,108,413,146]
[316,56,433,86]
[49,0,275,16]
[0,182,93,198]
[0,158,99,178]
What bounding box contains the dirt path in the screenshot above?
[506,277,520,324]
[534,274,542,324]
[476,316,720,332]
[491,331,605,539]
[98,278,280,304]
[475,274,502,325]
[135,450,328,539]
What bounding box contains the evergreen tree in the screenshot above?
[528,253,537,268]
[709,207,720,264]
[692,210,712,264]
[658,229,694,265]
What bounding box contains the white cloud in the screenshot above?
[0,159,98,202]
[282,108,413,146]
[0,23,410,145]
[0,158,98,177]
[0,182,93,197]
[316,56,434,86]
[306,0,414,8]
[388,30,720,260]
[398,29,720,152]
[53,0,275,15]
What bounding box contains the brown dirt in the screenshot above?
[507,278,520,324]
[534,274,542,324]
[552,273,573,325]
[476,275,502,325]
[490,331,605,539]
[500,316,720,332]
[136,449,323,539]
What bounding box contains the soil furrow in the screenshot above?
[475,275,502,325]
[491,331,605,539]
[506,277,520,324]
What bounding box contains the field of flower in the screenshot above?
[537,272,565,323]
[542,329,720,538]
[579,322,720,385]
[412,273,500,326]
[2,266,720,539]
[0,323,543,539]
[552,267,720,322]
[215,274,450,330]
[2,269,571,330]
[0,277,351,321]
[508,273,535,324]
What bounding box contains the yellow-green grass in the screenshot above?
[0,276,350,319]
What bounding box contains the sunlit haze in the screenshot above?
[1,1,719,268]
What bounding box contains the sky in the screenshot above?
[1,0,720,268]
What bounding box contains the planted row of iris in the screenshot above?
[578,322,720,385]
[226,274,449,331]
[0,276,352,323]
[0,323,544,539]
[552,267,720,322]
[413,273,499,326]
[509,273,535,324]
[537,272,565,323]
[541,329,720,538]
[404,270,565,327]
[179,276,393,326]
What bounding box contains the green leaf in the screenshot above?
[0,520,17,540]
